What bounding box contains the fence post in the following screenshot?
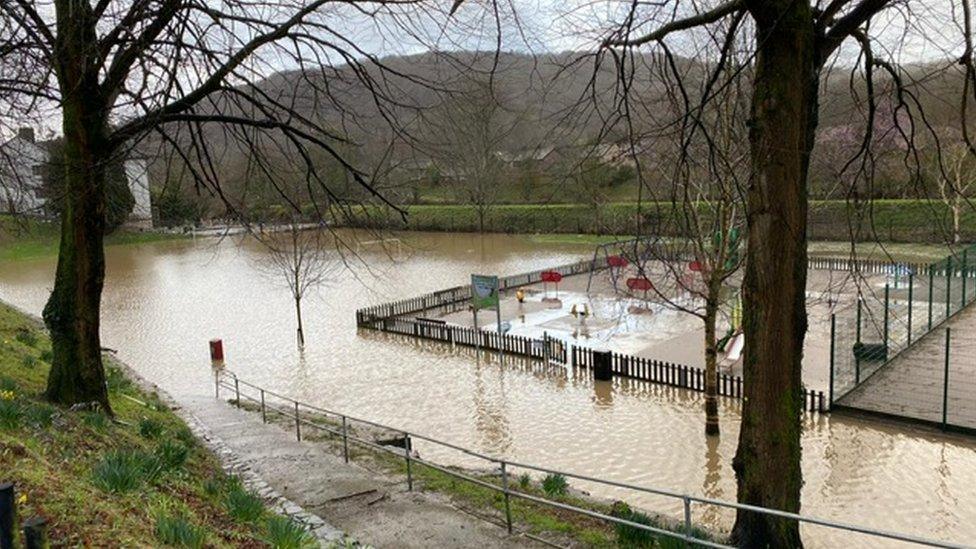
[829,314,836,406]
[341,416,350,463]
[501,461,513,534]
[214,370,220,399]
[907,274,914,345]
[260,390,266,423]
[404,432,413,491]
[22,516,46,549]
[234,377,240,408]
[683,495,692,547]
[855,299,862,384]
[0,482,13,549]
[929,266,935,329]
[294,402,301,442]
[883,284,890,351]
[962,248,968,308]
[946,255,953,318]
[943,328,951,430]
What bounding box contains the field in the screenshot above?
[0,216,182,262]
[337,199,971,244]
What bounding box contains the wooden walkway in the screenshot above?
[837,303,976,431]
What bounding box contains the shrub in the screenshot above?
[263,515,317,549]
[0,399,22,430]
[225,482,265,524]
[92,450,162,493]
[155,511,207,548]
[14,328,37,347]
[541,473,568,498]
[155,440,189,471]
[139,417,165,439]
[518,473,531,490]
[39,349,53,363]
[21,355,37,369]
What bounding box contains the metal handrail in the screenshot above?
[215,370,970,548]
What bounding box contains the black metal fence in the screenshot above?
[830,244,976,431]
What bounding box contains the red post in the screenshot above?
[209,339,224,363]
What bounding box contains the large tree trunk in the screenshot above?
[732,2,818,546]
[43,3,112,412]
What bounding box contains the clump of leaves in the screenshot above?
[541,473,568,498]
[155,440,189,471]
[611,502,656,547]
[21,355,37,369]
[518,473,531,490]
[203,474,228,498]
[263,515,318,549]
[174,426,196,448]
[0,376,17,392]
[82,411,109,430]
[39,349,53,363]
[154,508,208,548]
[92,450,162,493]
[106,366,133,393]
[25,402,55,428]
[0,398,22,430]
[225,481,265,524]
[139,417,165,439]
[14,328,37,347]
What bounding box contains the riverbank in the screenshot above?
[0,216,185,262]
[336,199,969,244]
[0,302,321,547]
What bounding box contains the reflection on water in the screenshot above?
[0,231,974,547]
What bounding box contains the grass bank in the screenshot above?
[0,302,319,547]
[338,200,972,244]
[0,216,184,262]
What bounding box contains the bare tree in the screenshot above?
[931,139,975,244]
[590,1,966,545]
[259,220,339,347]
[0,0,502,413]
[426,77,520,232]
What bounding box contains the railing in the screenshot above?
[832,243,976,411]
[214,370,967,549]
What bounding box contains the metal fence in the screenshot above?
[215,370,968,548]
[830,244,976,431]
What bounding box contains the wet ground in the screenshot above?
[0,230,973,546]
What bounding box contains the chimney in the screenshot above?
[17,127,35,143]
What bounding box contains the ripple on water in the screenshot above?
[0,231,973,548]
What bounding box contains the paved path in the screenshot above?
[838,304,976,430]
[180,395,539,548]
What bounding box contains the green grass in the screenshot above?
[0,215,184,262]
[0,301,309,547]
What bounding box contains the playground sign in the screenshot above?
[471,274,500,311]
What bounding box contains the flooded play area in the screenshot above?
[0,230,973,547]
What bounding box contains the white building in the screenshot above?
[0,128,47,215]
[0,128,153,228]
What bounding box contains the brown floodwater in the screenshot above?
[0,231,973,547]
